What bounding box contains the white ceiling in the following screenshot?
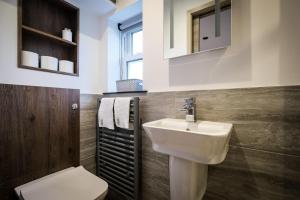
[75,0,116,16]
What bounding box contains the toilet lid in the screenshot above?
[15,167,76,197]
[18,166,108,200]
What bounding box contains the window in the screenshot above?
[127,59,143,79]
[121,23,143,80]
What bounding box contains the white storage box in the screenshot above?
[41,56,58,71]
[116,79,143,92]
[59,60,74,73]
[21,51,39,68]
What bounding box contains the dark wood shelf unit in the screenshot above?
[22,25,77,47]
[20,65,79,77]
[18,0,80,76]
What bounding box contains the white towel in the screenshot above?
[114,97,132,129]
[98,98,115,130]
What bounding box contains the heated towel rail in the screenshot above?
[96,97,140,200]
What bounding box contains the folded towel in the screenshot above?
[114,97,132,129]
[98,98,115,130]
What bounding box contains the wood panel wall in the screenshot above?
[104,85,300,200]
[80,94,100,174]
[0,84,80,200]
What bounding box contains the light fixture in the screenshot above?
[215,0,221,37]
[170,0,174,48]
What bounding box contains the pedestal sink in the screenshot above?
[143,118,233,200]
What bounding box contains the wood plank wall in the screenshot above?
[17,86,296,199]
[0,84,80,200]
[80,94,100,174]
[104,85,300,200]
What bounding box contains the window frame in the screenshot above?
[120,23,143,80]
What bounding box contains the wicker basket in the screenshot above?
[116,79,143,92]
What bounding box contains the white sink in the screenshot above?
[143,118,232,164]
[143,118,233,200]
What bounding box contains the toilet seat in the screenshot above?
[15,166,108,200]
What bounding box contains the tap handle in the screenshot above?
[184,97,194,104]
[183,97,195,108]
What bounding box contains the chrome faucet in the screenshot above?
[180,97,196,122]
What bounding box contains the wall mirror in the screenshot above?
[164,0,231,58]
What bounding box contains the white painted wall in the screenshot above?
[3,0,299,94]
[0,0,107,94]
[106,20,121,92]
[144,0,300,92]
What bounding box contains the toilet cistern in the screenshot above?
[180,97,196,122]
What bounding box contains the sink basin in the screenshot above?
[143,118,233,200]
[143,118,233,164]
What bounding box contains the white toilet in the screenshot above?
[15,166,108,200]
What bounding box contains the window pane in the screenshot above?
[132,30,143,55]
[127,60,143,80]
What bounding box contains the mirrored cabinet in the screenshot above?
[164,0,231,58]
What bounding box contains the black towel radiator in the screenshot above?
[96,97,140,200]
